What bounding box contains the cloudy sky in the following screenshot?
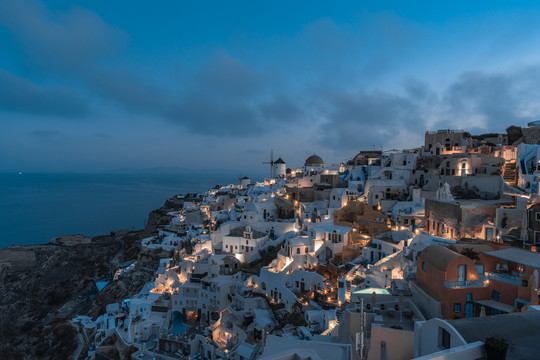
[2,0,540,173]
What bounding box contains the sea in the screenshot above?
[0,171,246,249]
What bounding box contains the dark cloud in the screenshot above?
[0,69,89,116]
[193,53,264,98]
[3,0,540,150]
[317,65,540,151]
[160,55,303,135]
[166,93,262,135]
[258,95,304,124]
[438,67,540,131]
[0,0,126,73]
[316,89,426,150]
[86,67,171,113]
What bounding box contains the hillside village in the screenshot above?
[71,123,540,360]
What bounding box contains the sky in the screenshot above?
[2,0,540,174]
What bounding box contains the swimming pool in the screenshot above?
[169,312,189,335]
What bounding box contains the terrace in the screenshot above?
[443,278,487,289]
[487,271,528,287]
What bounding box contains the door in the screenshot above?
[465,303,473,318]
[486,227,494,241]
[458,265,466,282]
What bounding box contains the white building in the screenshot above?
[222,226,268,260]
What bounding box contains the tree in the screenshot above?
[506,126,523,145]
[461,247,479,261]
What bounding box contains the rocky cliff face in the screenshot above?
[0,240,124,359]
[0,197,177,360]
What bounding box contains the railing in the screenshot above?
[443,279,486,289]
[487,272,526,286]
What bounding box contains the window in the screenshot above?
[296,248,300,254]
[422,262,427,272]
[536,212,540,221]
[466,293,472,302]
[453,303,461,313]
[492,290,501,301]
[439,327,451,349]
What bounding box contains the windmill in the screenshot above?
[262,149,275,178]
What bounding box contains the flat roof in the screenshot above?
[447,311,540,360]
[313,225,352,234]
[474,299,514,313]
[484,248,540,268]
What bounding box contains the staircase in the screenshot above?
[502,161,517,186]
[249,341,262,360]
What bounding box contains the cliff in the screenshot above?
[0,196,177,360]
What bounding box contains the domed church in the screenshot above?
[304,154,325,174]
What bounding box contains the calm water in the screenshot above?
[0,172,240,249]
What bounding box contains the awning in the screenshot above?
[474,299,514,313]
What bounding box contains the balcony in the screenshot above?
[443,279,487,289]
[487,272,527,287]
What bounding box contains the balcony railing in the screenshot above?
[443,279,486,289]
[487,272,527,286]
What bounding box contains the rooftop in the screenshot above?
[418,245,462,271]
[484,248,540,268]
[305,154,325,167]
[447,311,540,360]
[313,225,352,234]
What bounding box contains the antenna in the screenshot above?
[262,149,275,178]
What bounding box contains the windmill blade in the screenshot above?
[271,149,274,178]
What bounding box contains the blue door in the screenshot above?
[486,227,494,241]
[465,303,473,318]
